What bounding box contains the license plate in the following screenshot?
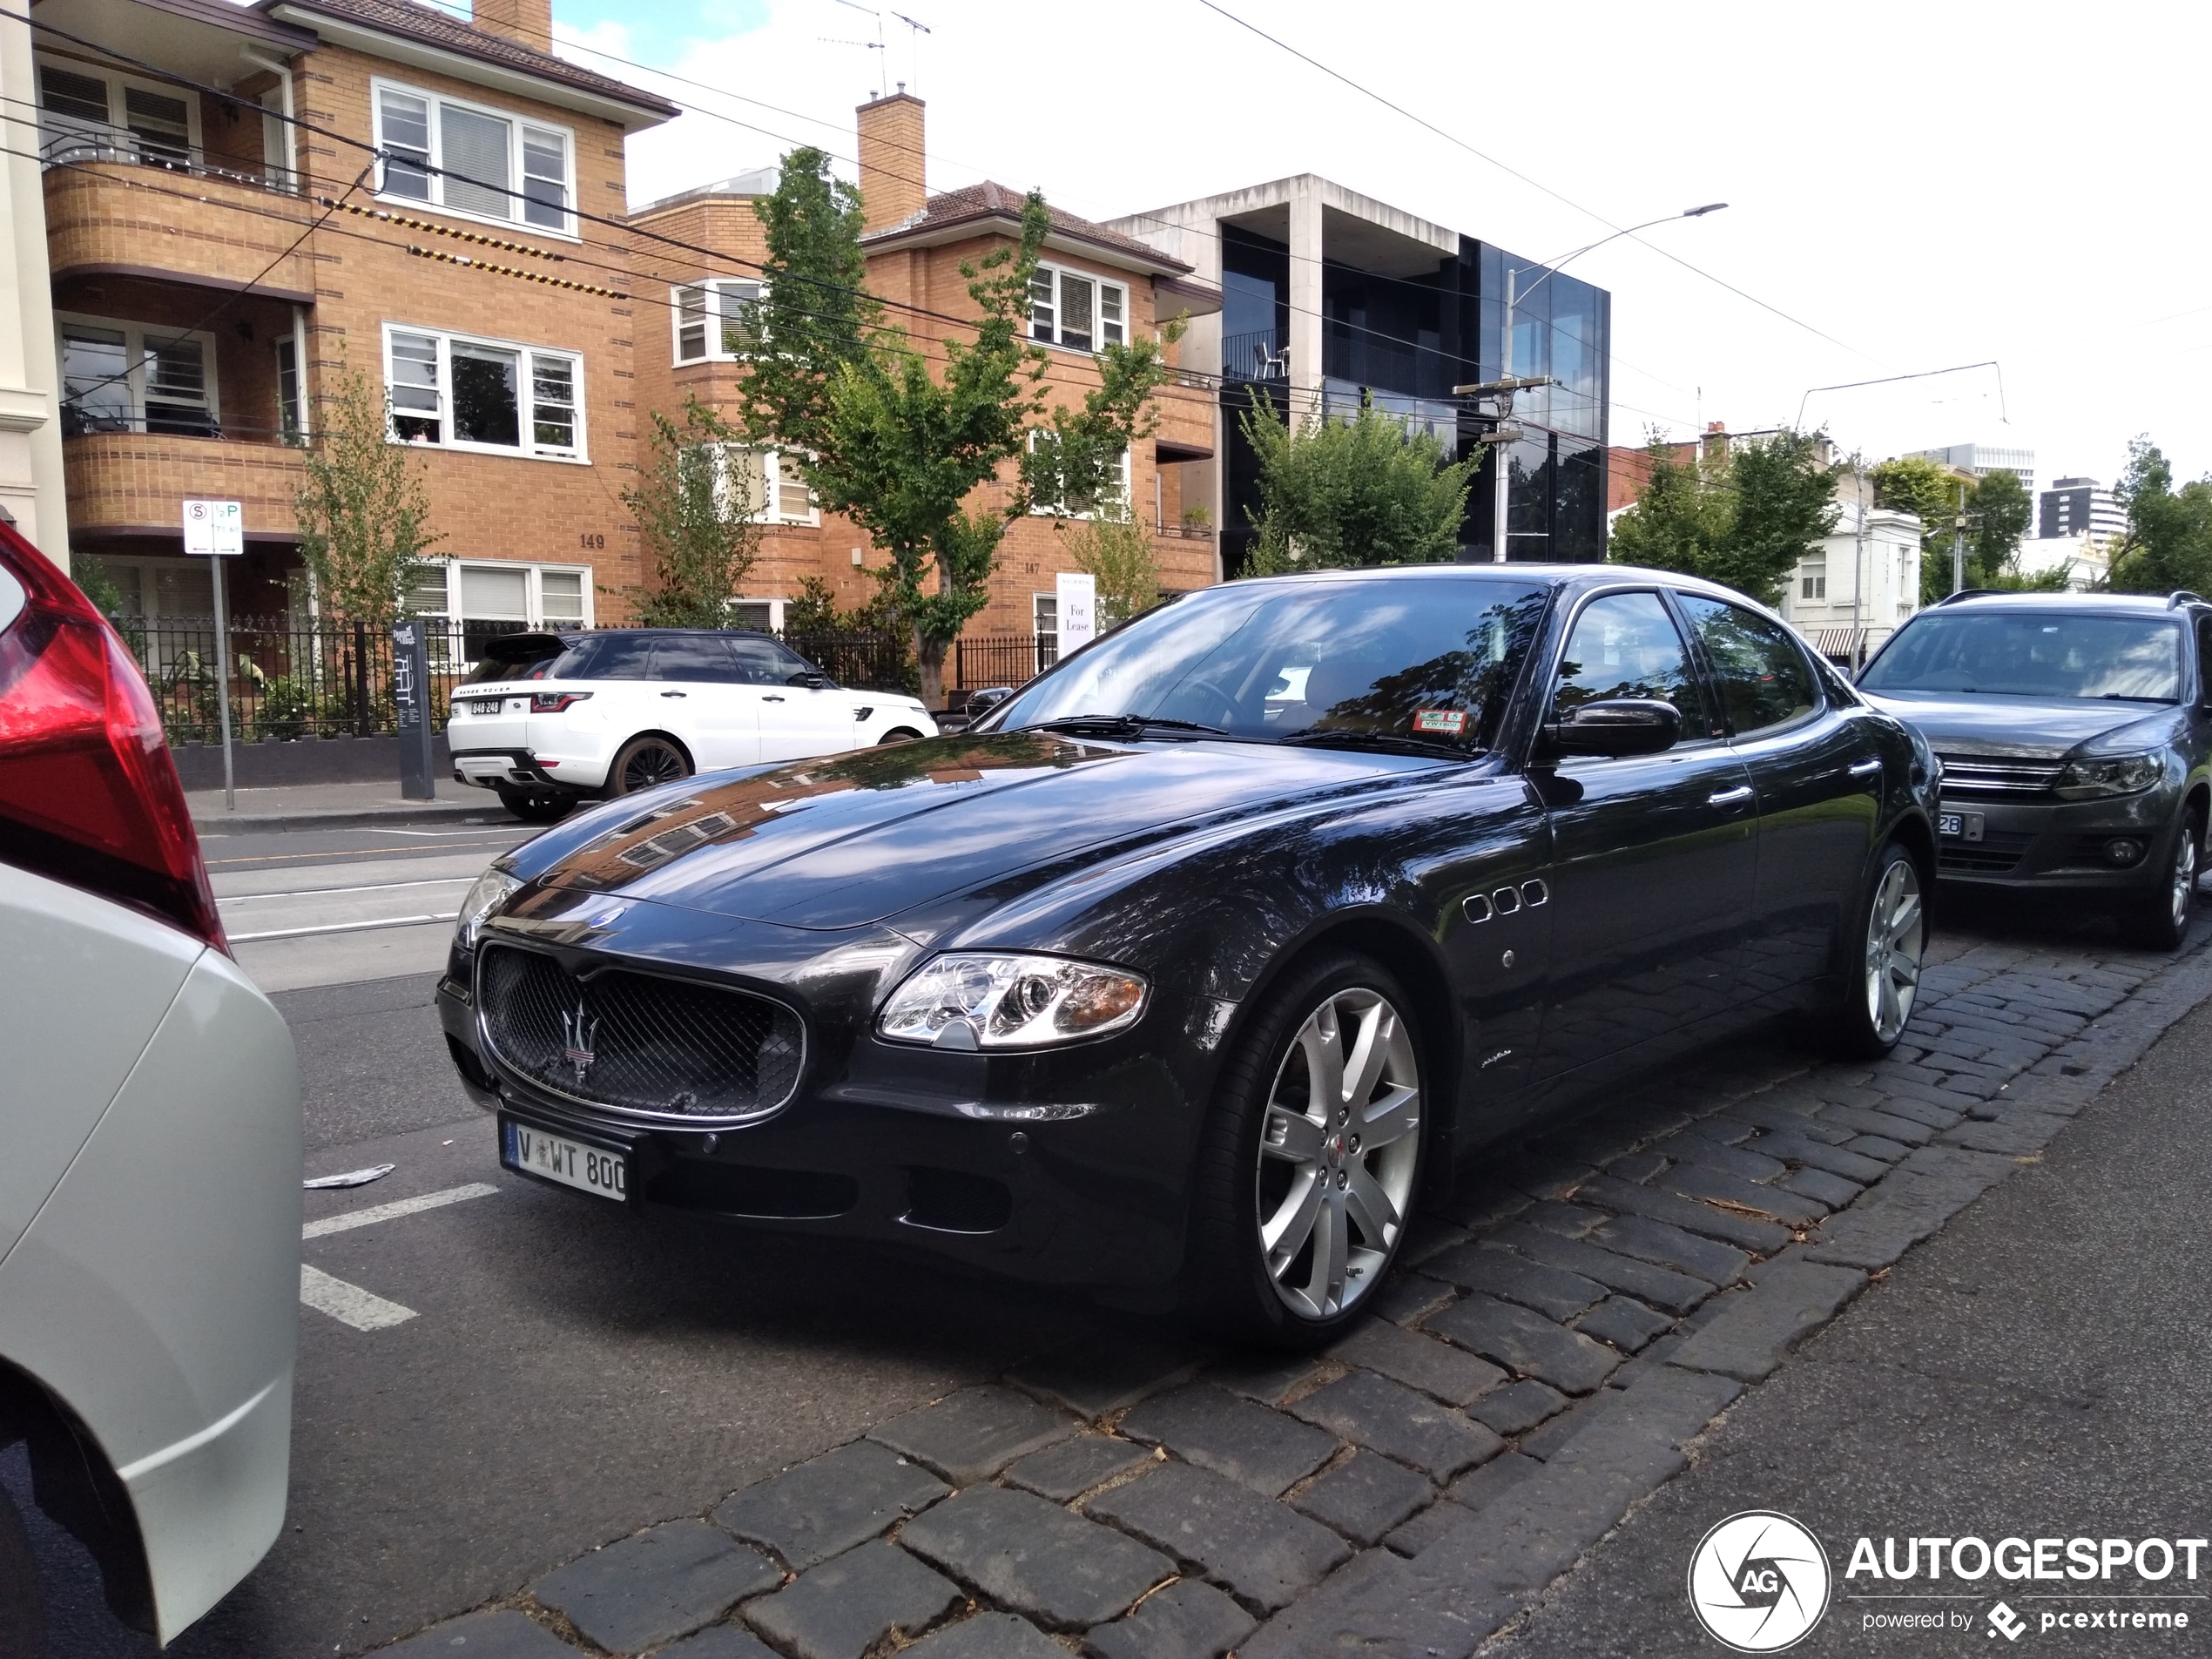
[502,1118,628,1202]
[469,698,505,717]
[1938,809,1985,842]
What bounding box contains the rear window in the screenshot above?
[1861,611,2184,703]
[460,637,592,685]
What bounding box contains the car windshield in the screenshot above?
[986,576,1551,752]
[1860,611,2184,702]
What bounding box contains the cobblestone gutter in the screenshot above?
[378,929,2212,1659]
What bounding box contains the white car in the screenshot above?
[0,527,300,1644]
[447,629,940,820]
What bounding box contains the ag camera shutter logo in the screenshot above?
[1688,1511,1832,1651]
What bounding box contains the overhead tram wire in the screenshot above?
[0,22,1701,435]
[1192,0,1888,374]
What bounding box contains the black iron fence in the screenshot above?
[954,634,1055,691]
[111,615,930,745]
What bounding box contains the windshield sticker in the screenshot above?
[1413,709,1469,736]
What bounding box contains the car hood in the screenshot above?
[1860,690,2178,758]
[506,732,1455,930]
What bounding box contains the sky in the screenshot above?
[538,0,2212,498]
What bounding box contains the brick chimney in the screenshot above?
[856,88,925,233]
[473,0,551,48]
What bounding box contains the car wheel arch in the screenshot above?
[0,1359,156,1635]
[1885,808,1938,894]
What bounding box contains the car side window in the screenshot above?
[2196,616,2212,705]
[1551,591,1711,737]
[727,637,795,685]
[1676,595,1818,737]
[651,636,745,684]
[589,636,654,679]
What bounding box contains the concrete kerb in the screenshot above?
[366,924,2212,1659]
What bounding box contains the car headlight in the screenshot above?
[878,953,1148,1049]
[2054,752,2165,799]
[455,867,522,948]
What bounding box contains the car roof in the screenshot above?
[1917,590,2203,619]
[482,627,780,655]
[1212,561,1765,607]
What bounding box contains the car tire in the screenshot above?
[605,735,692,797]
[1184,950,1428,1350]
[877,727,927,745]
[494,785,574,824]
[2125,802,2202,952]
[0,1477,46,1659]
[1812,840,1927,1059]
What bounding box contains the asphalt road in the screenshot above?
[1490,970,2212,1656]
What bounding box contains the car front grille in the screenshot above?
[1937,752,2066,796]
[1938,828,2039,875]
[476,943,805,1123]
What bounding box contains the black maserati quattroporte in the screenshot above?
[440,565,1939,1344]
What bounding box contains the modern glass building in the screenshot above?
[1112,178,1610,578]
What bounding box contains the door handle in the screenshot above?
[659,691,686,698]
[762,695,786,702]
[1848,757,1883,778]
[1708,785,1755,808]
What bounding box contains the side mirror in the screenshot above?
[971,686,1013,711]
[1544,698,1683,759]
[788,671,831,689]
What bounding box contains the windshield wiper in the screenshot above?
[1276,730,1474,761]
[1023,713,1229,738]
[2095,693,2178,703]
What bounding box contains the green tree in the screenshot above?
[294,357,442,622]
[1871,459,2059,600]
[2107,437,2212,596]
[620,396,764,627]
[742,149,1179,705]
[1060,515,1160,625]
[1236,390,1477,572]
[1608,429,1839,606]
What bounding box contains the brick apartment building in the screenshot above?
[25,0,1222,681]
[30,0,675,639]
[629,91,1221,656]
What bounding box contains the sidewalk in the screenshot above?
[186,780,500,835]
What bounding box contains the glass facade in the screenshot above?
[1216,230,1609,576]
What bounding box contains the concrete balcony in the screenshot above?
[1151,378,1217,462]
[44,159,318,306]
[64,430,305,543]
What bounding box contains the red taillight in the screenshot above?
[530,691,591,713]
[0,523,227,953]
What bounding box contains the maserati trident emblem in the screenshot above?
[560,999,598,1085]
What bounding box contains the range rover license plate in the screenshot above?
[502,1118,627,1202]
[469,698,504,717]
[1938,809,1985,842]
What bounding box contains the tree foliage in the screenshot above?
[620,398,765,627]
[2107,437,2212,596]
[294,357,442,622]
[1870,456,2054,601]
[1608,429,1839,606]
[742,148,1179,703]
[1061,515,1160,625]
[1236,390,1477,572]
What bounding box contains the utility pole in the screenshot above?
[1951,480,1967,596]
[1851,462,1869,673]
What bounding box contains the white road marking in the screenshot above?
[229,913,460,943]
[300,1264,417,1331]
[303,1182,499,1239]
[221,876,475,903]
[380,826,516,838]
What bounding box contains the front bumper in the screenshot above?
[436,932,1225,1289]
[1935,786,2182,889]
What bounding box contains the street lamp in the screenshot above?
[1457,203,1728,562]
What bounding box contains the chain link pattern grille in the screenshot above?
[478,944,804,1121]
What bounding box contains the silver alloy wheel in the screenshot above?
[1863,857,1925,1045]
[2169,819,2199,932]
[1254,987,1422,1319]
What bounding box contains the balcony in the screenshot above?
[64,428,306,542]
[1222,328,1289,383]
[1151,377,1217,462]
[44,151,317,306]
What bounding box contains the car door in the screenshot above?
[647,634,761,770]
[1529,589,1759,1083]
[1676,593,1879,998]
[732,637,856,761]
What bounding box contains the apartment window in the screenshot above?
[1027,433,1131,518]
[36,60,199,169]
[56,314,219,436]
[718,446,817,524]
[382,326,585,461]
[1800,559,1827,601]
[275,334,305,442]
[373,78,573,235]
[1028,263,1127,353]
[672,280,764,363]
[412,559,594,630]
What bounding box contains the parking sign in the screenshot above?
[182,499,244,556]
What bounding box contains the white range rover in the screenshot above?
[448,629,938,820]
